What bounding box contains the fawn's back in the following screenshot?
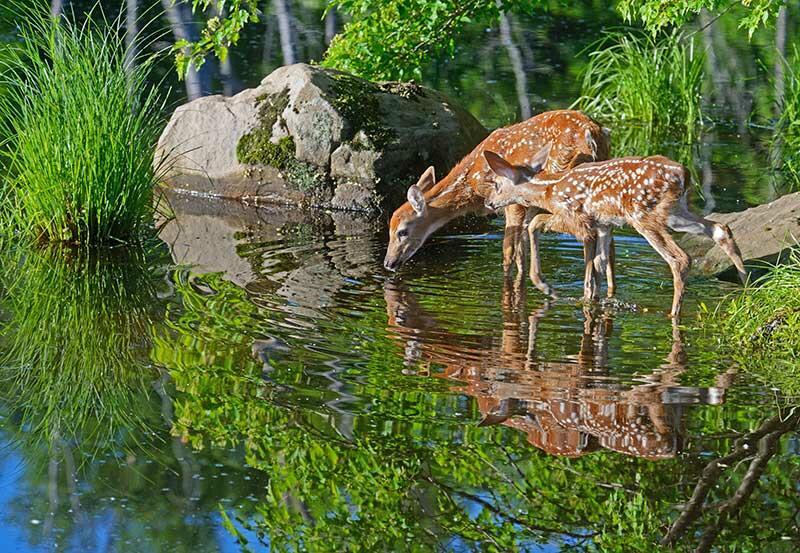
[538,156,688,226]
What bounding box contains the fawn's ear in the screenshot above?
[415,166,436,192]
[484,151,520,183]
[407,185,427,216]
[583,129,598,160]
[527,142,553,173]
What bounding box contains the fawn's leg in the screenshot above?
[607,236,616,296]
[503,204,527,274]
[667,204,747,284]
[593,225,615,297]
[583,235,599,301]
[527,213,557,297]
[635,224,691,319]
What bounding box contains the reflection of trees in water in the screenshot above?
[154,253,800,550]
[385,275,800,550]
[664,405,800,552]
[0,245,164,450]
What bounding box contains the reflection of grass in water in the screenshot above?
[575,31,703,163]
[0,244,165,454]
[710,249,800,397]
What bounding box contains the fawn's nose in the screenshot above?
[383,256,400,272]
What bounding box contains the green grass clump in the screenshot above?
[575,31,704,158]
[0,6,165,244]
[776,46,800,188]
[710,250,800,396]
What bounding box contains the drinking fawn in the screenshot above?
[483,150,747,318]
[383,110,612,299]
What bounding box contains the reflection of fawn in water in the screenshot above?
[384,275,735,460]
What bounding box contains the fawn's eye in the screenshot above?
[397,228,409,239]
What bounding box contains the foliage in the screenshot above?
[709,249,800,397]
[177,0,547,81]
[323,0,549,80]
[574,30,704,160]
[174,0,260,77]
[0,4,166,244]
[616,0,786,37]
[776,45,800,188]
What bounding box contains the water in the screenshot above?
[1,191,796,551]
[2,3,800,552]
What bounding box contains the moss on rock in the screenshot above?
[329,73,397,150]
[237,134,296,168]
[237,90,292,167]
[236,91,328,196]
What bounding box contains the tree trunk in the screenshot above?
[160,0,212,101]
[212,2,244,96]
[324,7,338,45]
[263,15,276,64]
[124,0,138,71]
[273,0,297,65]
[775,6,788,111]
[498,9,531,119]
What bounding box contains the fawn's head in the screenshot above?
[483,144,551,211]
[384,166,437,271]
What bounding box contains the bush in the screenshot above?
[0,5,166,244]
[575,30,704,159]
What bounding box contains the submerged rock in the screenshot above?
[155,64,487,214]
[680,192,800,280]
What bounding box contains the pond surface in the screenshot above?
[1,3,799,552]
[0,188,797,551]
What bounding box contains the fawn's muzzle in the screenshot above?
[383,256,400,272]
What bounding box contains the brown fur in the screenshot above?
[384,110,611,278]
[486,156,747,318]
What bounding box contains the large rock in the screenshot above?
[155,64,487,214]
[680,192,800,280]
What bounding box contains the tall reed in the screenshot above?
[575,31,704,159]
[775,46,800,189]
[0,5,166,244]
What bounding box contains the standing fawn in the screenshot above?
[483,151,747,318]
[383,110,613,299]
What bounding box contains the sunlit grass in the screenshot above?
[575,30,704,161]
[709,249,800,397]
[0,4,166,244]
[776,46,800,189]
